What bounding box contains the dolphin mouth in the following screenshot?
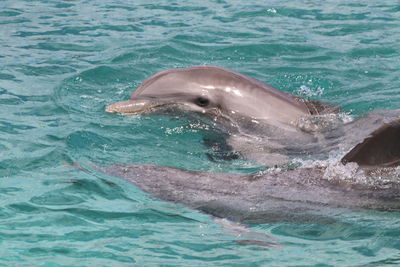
[105,99,163,114]
[106,99,244,133]
[105,99,194,115]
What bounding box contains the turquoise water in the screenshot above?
[1,0,400,265]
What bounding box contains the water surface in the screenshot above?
[1,0,400,266]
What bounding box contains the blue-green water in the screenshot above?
[1,0,400,265]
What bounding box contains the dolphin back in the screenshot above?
[97,162,400,223]
[342,118,400,167]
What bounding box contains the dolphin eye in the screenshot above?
[194,97,210,107]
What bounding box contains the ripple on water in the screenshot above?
[1,0,400,265]
[54,66,137,115]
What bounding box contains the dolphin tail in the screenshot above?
[341,119,400,168]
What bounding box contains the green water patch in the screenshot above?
[1,0,400,265]
[54,66,136,115]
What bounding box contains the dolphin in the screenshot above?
[106,66,340,165]
[106,65,314,125]
[102,66,400,222]
[97,162,400,223]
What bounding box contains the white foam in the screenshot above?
[293,156,400,187]
[295,112,353,132]
[294,85,324,98]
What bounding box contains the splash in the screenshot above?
[295,112,353,132]
[293,156,400,188]
[294,85,324,98]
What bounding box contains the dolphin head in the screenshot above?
[106,66,311,132]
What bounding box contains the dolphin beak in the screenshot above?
[105,99,157,114]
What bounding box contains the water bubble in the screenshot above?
[295,85,324,98]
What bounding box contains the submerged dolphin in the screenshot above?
[103,66,400,222]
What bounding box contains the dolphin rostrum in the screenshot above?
[103,66,400,222]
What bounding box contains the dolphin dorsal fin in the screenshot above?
[341,119,400,168]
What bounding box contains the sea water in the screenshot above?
[1,0,400,266]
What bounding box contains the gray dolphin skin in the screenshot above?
[103,66,400,223]
[106,66,311,123]
[106,66,338,165]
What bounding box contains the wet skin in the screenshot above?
[103,66,400,222]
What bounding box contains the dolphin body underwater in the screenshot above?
[103,66,400,223]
